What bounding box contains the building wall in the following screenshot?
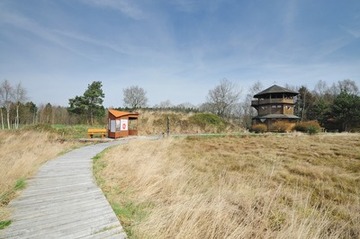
[108,115,130,139]
[257,104,295,116]
[283,105,294,115]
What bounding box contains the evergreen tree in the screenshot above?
[68,81,105,125]
[329,91,360,131]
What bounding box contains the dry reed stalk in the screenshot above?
[136,110,242,135]
[0,130,79,221]
[96,133,360,238]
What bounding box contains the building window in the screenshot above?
[115,120,121,131]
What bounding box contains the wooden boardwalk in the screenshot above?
[0,141,127,239]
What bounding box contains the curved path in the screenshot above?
[1,141,127,239]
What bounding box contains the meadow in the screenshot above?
[94,133,360,239]
[1,118,359,238]
[0,128,81,225]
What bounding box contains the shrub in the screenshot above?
[307,125,319,135]
[271,121,293,133]
[251,124,267,133]
[189,113,225,129]
[293,123,307,132]
[293,121,322,135]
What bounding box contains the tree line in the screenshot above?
[1,79,359,131]
[293,79,360,131]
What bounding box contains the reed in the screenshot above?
[95,133,360,238]
[0,130,79,222]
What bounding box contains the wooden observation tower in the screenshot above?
[251,85,300,131]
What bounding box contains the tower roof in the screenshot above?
[254,85,298,98]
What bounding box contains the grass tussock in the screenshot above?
[137,110,242,135]
[95,133,360,239]
[0,130,79,223]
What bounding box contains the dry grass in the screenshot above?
[96,133,360,239]
[136,110,242,135]
[0,130,80,222]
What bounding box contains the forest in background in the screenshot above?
[0,79,359,132]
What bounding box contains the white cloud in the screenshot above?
[81,0,144,20]
[341,25,360,39]
[53,30,129,56]
[0,10,96,60]
[282,0,298,31]
[1,0,359,107]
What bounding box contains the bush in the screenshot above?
[307,125,319,135]
[251,124,267,133]
[293,121,322,135]
[270,121,293,133]
[189,113,225,129]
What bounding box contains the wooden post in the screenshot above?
[166,116,170,136]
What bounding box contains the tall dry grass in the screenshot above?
[136,110,242,135]
[96,133,360,238]
[0,130,79,222]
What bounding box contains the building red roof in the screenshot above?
[108,109,139,118]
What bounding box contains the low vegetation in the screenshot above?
[137,110,242,135]
[251,121,323,134]
[250,123,267,133]
[270,121,294,133]
[0,129,80,225]
[95,133,360,238]
[294,120,323,134]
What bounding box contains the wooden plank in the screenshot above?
[0,141,127,239]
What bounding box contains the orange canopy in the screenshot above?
[108,109,139,118]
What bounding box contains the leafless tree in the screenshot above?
[313,80,328,97]
[176,102,196,110]
[14,82,28,129]
[324,79,359,99]
[0,96,3,129]
[338,79,359,95]
[206,79,242,117]
[123,85,148,109]
[156,100,172,109]
[242,81,263,128]
[0,80,14,129]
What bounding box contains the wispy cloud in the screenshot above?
[80,0,144,20]
[282,0,298,32]
[170,0,198,13]
[1,0,359,107]
[53,30,129,56]
[340,25,360,39]
[0,10,95,60]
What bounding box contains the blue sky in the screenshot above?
[1,0,359,107]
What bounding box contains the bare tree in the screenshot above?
[242,81,263,128]
[0,88,3,129]
[338,79,359,95]
[0,80,14,129]
[39,103,54,124]
[14,82,27,129]
[123,85,148,109]
[0,106,3,129]
[324,79,359,100]
[206,79,242,117]
[313,80,328,97]
[156,100,172,109]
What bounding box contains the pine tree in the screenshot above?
[68,81,105,125]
